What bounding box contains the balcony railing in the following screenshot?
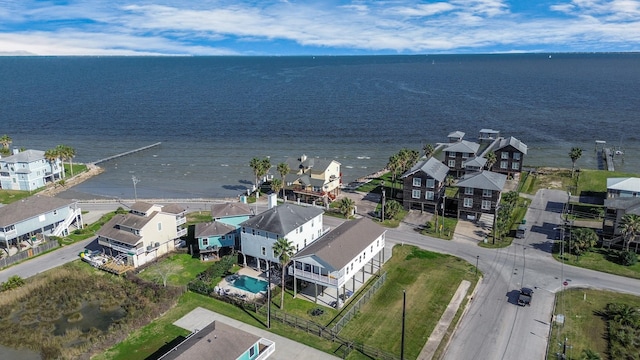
[256,339,275,360]
[176,217,186,226]
[177,228,187,237]
[98,239,144,255]
[289,268,339,286]
[0,228,17,241]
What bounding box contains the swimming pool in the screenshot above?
[229,275,268,293]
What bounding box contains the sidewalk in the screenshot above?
[174,307,341,360]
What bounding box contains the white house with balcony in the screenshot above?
[239,203,325,271]
[289,217,387,305]
[283,154,341,204]
[0,195,82,248]
[0,149,63,191]
[96,202,186,268]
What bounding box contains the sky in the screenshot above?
[0,0,639,56]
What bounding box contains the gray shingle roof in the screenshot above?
[161,203,186,215]
[443,140,480,154]
[0,149,45,163]
[0,195,75,227]
[195,221,237,238]
[456,170,507,191]
[497,136,528,155]
[447,130,465,139]
[402,157,449,181]
[96,214,143,245]
[240,203,323,236]
[130,202,154,213]
[604,197,640,214]
[293,218,385,271]
[211,202,252,219]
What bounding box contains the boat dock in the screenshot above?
[92,142,161,165]
[595,140,618,171]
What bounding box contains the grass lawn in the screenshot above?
[553,248,640,280]
[548,288,640,359]
[186,211,212,226]
[338,245,477,359]
[0,190,32,204]
[137,253,211,286]
[420,216,458,240]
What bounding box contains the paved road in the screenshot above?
[3,192,640,360]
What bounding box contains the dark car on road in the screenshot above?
[518,287,534,306]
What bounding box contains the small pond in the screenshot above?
[53,301,126,336]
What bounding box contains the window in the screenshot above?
[412,190,421,199]
[413,178,421,187]
[157,222,162,231]
[483,189,492,197]
[261,247,266,256]
[465,187,473,195]
[448,151,455,158]
[252,229,255,235]
[513,152,521,160]
[300,225,303,232]
[463,198,473,208]
[501,152,509,159]
[425,191,434,200]
[249,346,255,357]
[500,161,508,169]
[426,179,435,188]
[481,200,492,210]
[53,209,58,215]
[512,162,520,170]
[462,152,469,159]
[448,160,456,168]
[202,238,208,246]
[370,245,373,253]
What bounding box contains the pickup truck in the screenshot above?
[518,287,534,306]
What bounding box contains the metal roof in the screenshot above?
[0,149,45,163]
[463,156,487,168]
[607,178,640,192]
[292,218,385,271]
[402,157,450,181]
[456,170,507,191]
[443,140,480,154]
[496,136,528,155]
[240,203,323,236]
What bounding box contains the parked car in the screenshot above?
[518,287,534,306]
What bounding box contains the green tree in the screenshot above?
[384,200,402,220]
[620,214,640,252]
[570,228,598,258]
[502,191,519,206]
[338,197,355,218]
[0,134,12,155]
[422,143,435,158]
[485,151,497,170]
[44,148,62,180]
[249,157,271,193]
[569,147,583,177]
[57,144,76,176]
[270,178,283,198]
[276,162,290,201]
[386,153,401,198]
[272,237,295,310]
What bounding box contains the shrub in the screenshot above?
[618,250,638,266]
[1,275,25,291]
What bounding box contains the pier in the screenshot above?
[92,142,162,165]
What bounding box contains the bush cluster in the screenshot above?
[1,275,25,291]
[187,255,236,295]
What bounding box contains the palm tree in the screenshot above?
[338,197,355,218]
[270,178,283,199]
[272,237,295,309]
[485,151,497,170]
[383,200,402,220]
[620,214,640,252]
[569,147,583,178]
[0,134,11,154]
[249,157,262,188]
[386,154,401,197]
[44,148,61,181]
[570,228,598,258]
[423,143,435,158]
[276,162,290,201]
[57,145,76,176]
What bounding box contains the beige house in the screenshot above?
[283,154,341,203]
[96,202,186,268]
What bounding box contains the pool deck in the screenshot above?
[216,267,277,301]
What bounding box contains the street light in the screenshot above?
[475,255,479,276]
[493,205,500,244]
[132,176,140,202]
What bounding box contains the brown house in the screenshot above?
[401,158,450,212]
[455,170,507,220]
[442,140,480,178]
[490,136,528,177]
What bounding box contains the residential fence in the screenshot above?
[331,271,387,334]
[0,240,59,270]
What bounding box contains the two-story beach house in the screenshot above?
[0,195,82,248]
[239,203,324,271]
[289,217,387,305]
[283,154,341,204]
[490,136,528,177]
[456,170,507,221]
[192,202,255,259]
[606,177,640,198]
[602,178,640,240]
[0,149,63,191]
[96,202,186,268]
[442,140,480,178]
[401,157,450,212]
[159,319,274,360]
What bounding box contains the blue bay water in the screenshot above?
[1,54,639,199]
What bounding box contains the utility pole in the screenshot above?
[475,255,479,276]
[381,184,386,222]
[267,260,271,328]
[132,176,140,202]
[400,289,406,360]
